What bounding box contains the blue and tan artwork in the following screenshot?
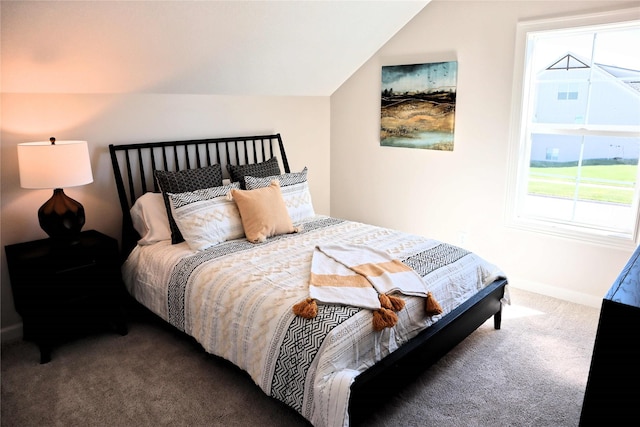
[381,61,458,150]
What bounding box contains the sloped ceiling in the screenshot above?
[1,0,430,96]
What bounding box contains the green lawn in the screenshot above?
[528,164,637,205]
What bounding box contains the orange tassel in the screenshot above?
[372,308,399,331]
[425,292,443,315]
[293,298,318,318]
[379,293,393,310]
[387,294,405,312]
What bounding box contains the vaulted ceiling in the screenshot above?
[1,1,430,96]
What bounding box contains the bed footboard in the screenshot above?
[349,277,507,422]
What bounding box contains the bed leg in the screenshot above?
[494,308,502,330]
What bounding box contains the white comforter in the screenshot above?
[122,216,505,427]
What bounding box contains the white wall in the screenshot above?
[1,1,334,339]
[1,94,330,338]
[330,0,638,307]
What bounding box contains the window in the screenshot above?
[507,9,640,248]
[546,148,559,161]
[557,81,581,101]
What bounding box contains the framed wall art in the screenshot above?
[381,61,458,151]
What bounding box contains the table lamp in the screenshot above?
[17,138,93,241]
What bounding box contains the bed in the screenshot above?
[109,133,508,426]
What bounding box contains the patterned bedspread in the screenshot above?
[122,216,505,427]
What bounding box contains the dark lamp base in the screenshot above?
[38,188,86,242]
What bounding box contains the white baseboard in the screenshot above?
[1,323,23,344]
[508,278,602,308]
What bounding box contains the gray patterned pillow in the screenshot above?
[244,168,315,223]
[227,157,281,189]
[154,165,224,244]
[244,167,307,189]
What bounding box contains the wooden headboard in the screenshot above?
[109,133,290,256]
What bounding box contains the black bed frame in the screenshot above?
[109,133,507,423]
[109,134,290,257]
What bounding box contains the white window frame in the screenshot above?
[506,7,640,250]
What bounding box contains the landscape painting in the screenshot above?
[381,61,458,150]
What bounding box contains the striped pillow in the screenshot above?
[244,167,315,223]
[168,182,242,251]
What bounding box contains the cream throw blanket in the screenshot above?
[294,244,442,330]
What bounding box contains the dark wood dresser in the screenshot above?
[579,245,640,426]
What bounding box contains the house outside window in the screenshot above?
[507,8,640,248]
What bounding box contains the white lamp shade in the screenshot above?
[17,140,93,189]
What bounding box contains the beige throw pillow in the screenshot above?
[230,180,297,243]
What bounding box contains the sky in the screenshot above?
[531,23,640,73]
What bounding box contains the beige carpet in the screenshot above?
[1,287,600,427]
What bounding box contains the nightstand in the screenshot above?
[5,230,128,363]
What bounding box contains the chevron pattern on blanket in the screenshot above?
[402,243,470,277]
[271,304,361,414]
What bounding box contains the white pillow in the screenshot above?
[130,192,172,245]
[168,183,243,251]
[244,168,315,223]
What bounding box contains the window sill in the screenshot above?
[505,216,638,250]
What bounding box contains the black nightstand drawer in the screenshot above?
[5,230,128,363]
